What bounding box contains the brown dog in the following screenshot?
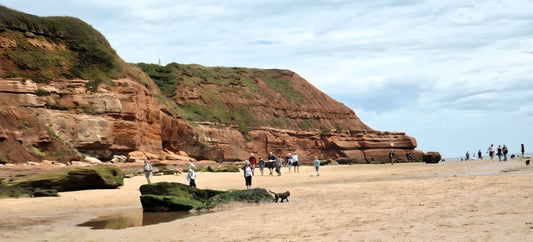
[268,190,290,203]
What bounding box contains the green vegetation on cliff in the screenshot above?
[0,6,124,84]
[137,62,306,133]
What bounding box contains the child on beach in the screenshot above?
[258,158,265,175]
[186,162,196,187]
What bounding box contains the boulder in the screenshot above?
[139,182,272,212]
[423,151,441,164]
[0,165,124,197]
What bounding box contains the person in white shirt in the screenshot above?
[292,153,299,173]
[187,161,196,187]
[242,160,253,189]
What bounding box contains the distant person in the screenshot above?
[248,153,257,175]
[313,156,320,176]
[502,145,509,161]
[292,153,300,173]
[465,151,470,161]
[371,153,374,162]
[389,150,395,165]
[406,152,412,161]
[521,144,525,158]
[496,145,503,162]
[286,153,292,173]
[186,162,196,187]
[478,150,483,160]
[487,144,495,160]
[258,157,265,176]
[268,152,276,176]
[143,160,153,184]
[275,154,282,176]
[242,161,253,189]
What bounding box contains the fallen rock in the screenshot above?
[0,165,124,198]
[423,151,441,164]
[139,182,272,212]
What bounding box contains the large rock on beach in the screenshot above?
[0,165,124,198]
[139,182,272,212]
[423,151,442,164]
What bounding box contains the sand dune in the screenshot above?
[1,159,532,241]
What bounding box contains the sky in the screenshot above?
[2,0,533,158]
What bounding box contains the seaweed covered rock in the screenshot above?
[423,151,442,164]
[140,182,272,212]
[0,165,124,198]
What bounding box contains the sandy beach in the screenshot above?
[1,159,533,241]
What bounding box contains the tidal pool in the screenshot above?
[77,207,208,230]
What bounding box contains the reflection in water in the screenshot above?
[78,207,206,230]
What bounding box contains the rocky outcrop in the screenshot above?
[423,152,442,164]
[139,182,272,211]
[0,165,124,197]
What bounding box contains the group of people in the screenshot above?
[242,152,321,189]
[247,152,300,176]
[463,143,526,162]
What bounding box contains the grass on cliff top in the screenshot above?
[0,6,125,84]
[137,62,306,131]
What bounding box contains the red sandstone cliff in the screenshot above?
[0,6,422,165]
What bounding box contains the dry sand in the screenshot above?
[1,159,533,241]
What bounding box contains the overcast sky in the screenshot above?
[3,0,533,158]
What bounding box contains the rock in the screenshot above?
[423,151,441,164]
[71,161,90,167]
[128,151,147,162]
[110,155,127,163]
[139,182,272,212]
[178,151,189,157]
[84,156,102,164]
[42,160,53,165]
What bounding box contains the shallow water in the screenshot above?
[77,207,208,230]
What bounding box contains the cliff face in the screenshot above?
[0,6,422,165]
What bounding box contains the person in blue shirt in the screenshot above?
[313,156,320,176]
[143,160,153,184]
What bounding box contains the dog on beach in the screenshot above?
[268,190,290,203]
[526,160,530,166]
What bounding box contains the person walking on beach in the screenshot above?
[478,150,483,160]
[275,154,282,176]
[258,157,265,176]
[465,151,470,161]
[496,145,503,162]
[268,152,276,176]
[313,156,320,176]
[521,144,525,158]
[389,150,395,165]
[248,153,257,175]
[186,162,196,187]
[143,160,153,184]
[286,153,292,173]
[487,144,495,160]
[292,153,300,173]
[502,145,509,161]
[242,160,253,189]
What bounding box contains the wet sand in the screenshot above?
[1,159,533,241]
